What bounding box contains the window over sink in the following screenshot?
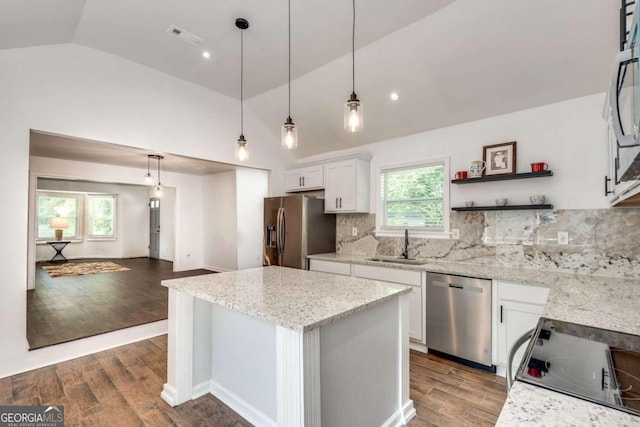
[375,158,450,238]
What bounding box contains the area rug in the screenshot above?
[42,262,130,278]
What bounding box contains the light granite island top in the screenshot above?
[162,265,411,332]
[161,266,416,427]
[308,252,640,425]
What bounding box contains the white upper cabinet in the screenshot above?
[324,157,370,213]
[284,165,324,192]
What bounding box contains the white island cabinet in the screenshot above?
[161,266,415,427]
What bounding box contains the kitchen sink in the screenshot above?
[366,257,427,265]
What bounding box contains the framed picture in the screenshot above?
[483,141,517,176]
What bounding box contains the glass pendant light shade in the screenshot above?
[281,117,298,149]
[344,92,363,132]
[236,135,249,161]
[144,173,154,185]
[154,183,163,198]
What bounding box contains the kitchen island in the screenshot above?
[160,266,414,427]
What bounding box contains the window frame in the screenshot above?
[374,157,451,239]
[86,193,117,241]
[36,191,83,241]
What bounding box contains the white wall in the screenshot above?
[203,171,238,271]
[296,93,609,211]
[236,168,269,269]
[35,177,149,261]
[0,43,289,379]
[155,186,176,263]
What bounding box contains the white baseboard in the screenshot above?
[382,400,416,427]
[210,380,276,427]
[201,265,232,273]
[409,341,428,353]
[191,380,212,399]
[161,383,177,407]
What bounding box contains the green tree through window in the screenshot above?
[381,163,445,230]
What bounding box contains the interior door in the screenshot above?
[149,198,160,259]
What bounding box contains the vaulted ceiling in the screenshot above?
[1,0,619,158]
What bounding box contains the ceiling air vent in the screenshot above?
[166,25,203,47]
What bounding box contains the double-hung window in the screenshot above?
[87,194,116,239]
[36,191,82,240]
[376,159,449,237]
[36,191,117,241]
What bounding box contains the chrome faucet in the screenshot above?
[400,229,409,259]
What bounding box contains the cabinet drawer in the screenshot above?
[309,259,351,276]
[352,264,421,287]
[498,281,550,305]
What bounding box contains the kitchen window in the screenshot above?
[375,158,450,238]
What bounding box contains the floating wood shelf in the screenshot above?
[451,171,553,184]
[451,204,554,212]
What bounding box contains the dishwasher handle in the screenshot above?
[430,280,483,293]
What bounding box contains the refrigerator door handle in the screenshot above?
[276,207,286,265]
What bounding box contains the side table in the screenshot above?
[47,241,70,262]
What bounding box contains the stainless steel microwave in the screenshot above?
[610,2,640,182]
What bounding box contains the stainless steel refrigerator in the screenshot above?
[264,195,336,269]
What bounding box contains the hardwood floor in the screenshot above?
[408,350,507,426]
[27,258,212,350]
[2,335,507,426]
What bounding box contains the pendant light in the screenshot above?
[281,0,298,149]
[344,0,363,132]
[153,155,164,197]
[235,18,250,162]
[144,155,154,184]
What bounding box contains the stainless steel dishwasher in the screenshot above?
[425,272,494,370]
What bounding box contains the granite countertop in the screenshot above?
[308,252,640,424]
[496,382,640,426]
[162,265,411,333]
[308,252,640,336]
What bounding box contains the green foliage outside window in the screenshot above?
[381,164,445,230]
[37,195,79,239]
[89,196,115,236]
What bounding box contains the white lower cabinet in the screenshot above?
[496,281,550,376]
[352,264,425,343]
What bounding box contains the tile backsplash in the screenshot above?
[336,209,640,279]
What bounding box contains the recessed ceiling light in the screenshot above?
[390,92,399,101]
[202,51,211,59]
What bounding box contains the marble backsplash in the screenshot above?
[336,209,640,279]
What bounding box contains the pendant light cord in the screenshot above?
[352,0,355,94]
[157,157,161,184]
[240,28,244,136]
[288,0,291,117]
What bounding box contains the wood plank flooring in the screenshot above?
[3,335,507,426]
[27,258,212,350]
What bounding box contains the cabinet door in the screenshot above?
[338,161,357,211]
[302,166,324,189]
[496,299,545,368]
[324,163,340,212]
[408,285,424,342]
[284,169,303,192]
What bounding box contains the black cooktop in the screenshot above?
[516,317,640,417]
